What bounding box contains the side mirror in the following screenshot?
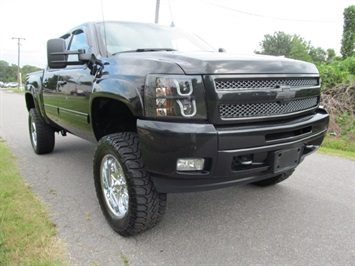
[218,48,227,53]
[47,38,67,69]
[47,39,92,69]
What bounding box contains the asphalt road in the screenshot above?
[0,90,354,265]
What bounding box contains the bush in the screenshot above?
[318,56,355,90]
[321,83,355,141]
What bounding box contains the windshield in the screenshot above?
[96,21,215,55]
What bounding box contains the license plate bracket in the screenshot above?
[273,146,303,173]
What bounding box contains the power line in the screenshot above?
[206,1,343,23]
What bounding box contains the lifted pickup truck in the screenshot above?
[25,21,329,236]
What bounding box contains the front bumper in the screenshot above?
[137,108,329,193]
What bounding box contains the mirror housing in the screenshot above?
[218,48,227,53]
[47,38,67,68]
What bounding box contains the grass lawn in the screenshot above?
[318,136,355,160]
[0,88,24,93]
[0,138,68,265]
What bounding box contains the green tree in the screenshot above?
[21,65,42,83]
[0,60,9,68]
[326,48,336,63]
[309,47,327,64]
[0,61,41,84]
[255,32,312,62]
[255,31,293,56]
[0,61,17,82]
[289,35,312,62]
[341,5,355,58]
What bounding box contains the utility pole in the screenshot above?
[12,37,25,89]
[155,0,160,23]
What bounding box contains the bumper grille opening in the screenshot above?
[265,126,312,142]
[220,97,318,119]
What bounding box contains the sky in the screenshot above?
[0,0,353,68]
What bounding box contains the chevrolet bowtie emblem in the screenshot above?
[276,85,295,103]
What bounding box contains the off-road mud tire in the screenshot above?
[93,132,167,236]
[28,108,55,154]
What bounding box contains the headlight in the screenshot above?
[144,75,207,120]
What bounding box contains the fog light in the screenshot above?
[177,158,205,171]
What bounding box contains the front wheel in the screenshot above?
[93,132,167,236]
[28,108,55,154]
[252,169,294,187]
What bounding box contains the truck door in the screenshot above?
[42,33,72,125]
[42,70,60,123]
[56,29,94,140]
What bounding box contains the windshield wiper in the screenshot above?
[136,48,176,52]
[114,48,177,55]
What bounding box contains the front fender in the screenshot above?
[91,76,144,117]
[25,72,49,123]
[25,73,40,110]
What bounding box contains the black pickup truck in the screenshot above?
[25,21,329,236]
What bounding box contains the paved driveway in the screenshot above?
[0,90,354,265]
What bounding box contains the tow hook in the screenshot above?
[237,156,253,165]
[305,145,319,154]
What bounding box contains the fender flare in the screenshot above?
[90,77,144,117]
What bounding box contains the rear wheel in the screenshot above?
[93,132,167,236]
[252,169,294,187]
[28,108,55,154]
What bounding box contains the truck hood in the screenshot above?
[115,51,319,75]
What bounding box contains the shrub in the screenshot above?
[318,56,355,90]
[321,83,355,141]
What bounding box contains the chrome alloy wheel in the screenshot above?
[100,154,129,218]
[30,117,37,148]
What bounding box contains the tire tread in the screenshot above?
[93,132,166,236]
[29,108,55,154]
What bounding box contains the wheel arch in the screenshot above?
[91,94,139,141]
[91,77,144,141]
[24,71,44,112]
[25,92,36,111]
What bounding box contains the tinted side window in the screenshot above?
[70,31,89,51]
[68,31,89,62]
[62,33,71,50]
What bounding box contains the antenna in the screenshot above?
[100,0,108,57]
[168,0,175,27]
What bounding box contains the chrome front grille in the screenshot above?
[215,78,319,91]
[219,97,318,119]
